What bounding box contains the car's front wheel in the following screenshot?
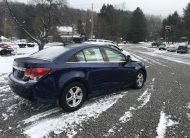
[134,71,145,89]
[59,82,86,112]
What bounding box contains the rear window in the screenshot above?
[178,46,187,50]
[31,46,70,60]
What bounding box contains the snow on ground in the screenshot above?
[156,110,179,138]
[0,47,38,74]
[23,108,62,124]
[23,93,126,138]
[0,43,59,74]
[141,48,190,65]
[105,78,155,136]
[119,86,152,123]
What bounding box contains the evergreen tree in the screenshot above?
[161,11,182,42]
[183,3,190,42]
[128,7,147,43]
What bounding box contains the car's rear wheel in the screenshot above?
[134,71,145,89]
[59,82,86,112]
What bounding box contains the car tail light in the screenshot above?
[1,45,10,48]
[25,68,51,81]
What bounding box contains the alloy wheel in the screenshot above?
[66,86,83,108]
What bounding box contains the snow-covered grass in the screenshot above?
[23,93,125,138]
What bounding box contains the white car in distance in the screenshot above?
[166,44,178,52]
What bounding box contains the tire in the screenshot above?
[59,82,86,112]
[134,71,145,89]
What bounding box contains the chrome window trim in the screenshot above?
[13,65,26,71]
[66,61,126,63]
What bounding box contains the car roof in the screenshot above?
[65,43,114,50]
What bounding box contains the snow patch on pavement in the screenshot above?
[142,49,190,66]
[187,103,190,109]
[23,108,62,124]
[119,88,152,123]
[156,110,179,138]
[119,111,133,123]
[23,94,125,138]
[120,78,155,123]
[104,78,155,137]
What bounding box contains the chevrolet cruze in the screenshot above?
[8,44,147,112]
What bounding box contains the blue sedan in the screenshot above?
[8,44,146,112]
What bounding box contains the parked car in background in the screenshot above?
[8,44,146,112]
[152,41,166,47]
[118,41,130,49]
[27,43,35,47]
[177,45,189,54]
[166,44,177,52]
[151,42,159,47]
[87,39,116,45]
[158,44,167,50]
[0,44,14,55]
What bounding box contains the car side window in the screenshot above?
[104,48,126,61]
[75,51,86,62]
[83,48,104,62]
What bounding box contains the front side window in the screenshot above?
[104,48,126,62]
[83,48,104,62]
[75,51,86,62]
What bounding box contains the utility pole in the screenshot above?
[4,7,7,37]
[90,3,94,39]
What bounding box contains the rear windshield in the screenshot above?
[178,46,187,50]
[31,46,70,60]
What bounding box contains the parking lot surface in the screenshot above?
[0,45,190,138]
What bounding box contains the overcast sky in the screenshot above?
[14,0,190,17]
[68,0,190,17]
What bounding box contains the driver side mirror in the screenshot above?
[125,55,131,62]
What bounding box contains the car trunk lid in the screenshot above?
[13,57,51,81]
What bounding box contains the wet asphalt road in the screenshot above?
[0,45,190,138]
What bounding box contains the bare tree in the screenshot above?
[4,0,66,51]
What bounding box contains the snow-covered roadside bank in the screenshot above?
[0,47,38,74]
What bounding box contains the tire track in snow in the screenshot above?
[130,53,154,65]
[104,78,155,137]
[133,53,168,67]
[129,50,168,67]
[142,51,190,66]
[23,93,126,138]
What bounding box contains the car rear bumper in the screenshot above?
[8,73,35,100]
[177,50,188,53]
[8,73,57,104]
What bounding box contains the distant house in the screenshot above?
[0,36,10,42]
[56,26,81,44]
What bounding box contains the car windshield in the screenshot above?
[31,46,70,60]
